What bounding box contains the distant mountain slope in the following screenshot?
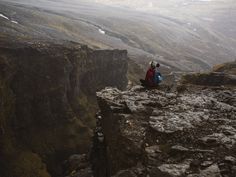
[0,0,235,71]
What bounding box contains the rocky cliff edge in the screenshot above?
[95,75,236,177]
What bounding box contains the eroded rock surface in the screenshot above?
[95,83,236,177]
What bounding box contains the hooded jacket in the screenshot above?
[145,67,155,86]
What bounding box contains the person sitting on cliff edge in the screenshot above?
[140,61,163,87]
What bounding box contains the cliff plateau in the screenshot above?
[92,67,236,177]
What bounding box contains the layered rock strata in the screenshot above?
[0,39,128,177]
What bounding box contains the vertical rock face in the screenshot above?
[96,75,236,177]
[0,40,128,177]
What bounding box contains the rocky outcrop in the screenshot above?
[95,80,236,177]
[0,39,128,177]
[213,61,236,75]
[181,72,236,86]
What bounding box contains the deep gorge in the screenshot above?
[0,39,128,177]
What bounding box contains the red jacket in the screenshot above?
[145,68,155,86]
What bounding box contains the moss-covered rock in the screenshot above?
[213,61,236,75]
[181,72,236,86]
[181,61,236,86]
[0,39,128,177]
[7,151,51,177]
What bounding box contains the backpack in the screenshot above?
[154,72,163,84]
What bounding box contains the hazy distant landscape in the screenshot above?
[1,0,236,71]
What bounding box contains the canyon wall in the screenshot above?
[0,39,128,177]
